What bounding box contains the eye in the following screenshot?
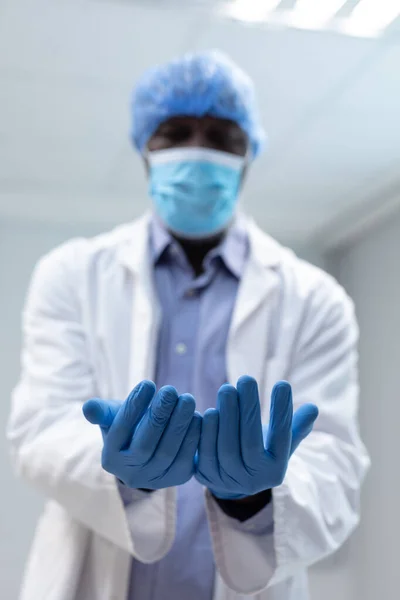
[206,124,248,155]
[206,127,227,149]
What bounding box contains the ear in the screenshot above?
[143,154,150,176]
[239,163,248,191]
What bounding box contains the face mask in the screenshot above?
[147,147,245,238]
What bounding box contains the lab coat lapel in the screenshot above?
[117,214,161,389]
[227,219,283,389]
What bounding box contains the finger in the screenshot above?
[290,403,319,455]
[131,385,179,463]
[236,376,264,464]
[82,398,121,430]
[169,412,202,481]
[152,394,196,468]
[265,381,293,461]
[106,380,156,453]
[217,384,242,469]
[196,408,219,480]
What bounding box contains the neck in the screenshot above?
[172,231,226,277]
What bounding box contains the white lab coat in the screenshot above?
[7,213,370,600]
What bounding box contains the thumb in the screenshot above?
[290,403,319,455]
[82,398,122,431]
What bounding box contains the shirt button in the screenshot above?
[185,288,196,297]
[175,342,187,355]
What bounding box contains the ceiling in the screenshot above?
[1,0,400,248]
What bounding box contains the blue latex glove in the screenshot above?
[195,376,318,499]
[83,380,202,489]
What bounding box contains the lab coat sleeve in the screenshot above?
[6,241,176,563]
[206,278,370,594]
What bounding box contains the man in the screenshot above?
[7,51,370,600]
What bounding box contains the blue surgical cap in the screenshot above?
[131,50,265,159]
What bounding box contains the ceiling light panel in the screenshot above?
[219,0,400,38]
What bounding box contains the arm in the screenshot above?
[205,283,370,594]
[6,241,176,561]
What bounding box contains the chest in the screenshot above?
[154,265,239,409]
[84,263,298,419]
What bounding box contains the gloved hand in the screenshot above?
[83,380,202,489]
[195,375,318,499]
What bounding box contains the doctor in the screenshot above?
[8,51,369,600]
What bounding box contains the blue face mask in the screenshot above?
[147,148,245,238]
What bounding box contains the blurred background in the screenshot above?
[1,0,399,598]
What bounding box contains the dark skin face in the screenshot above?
[145,115,248,276]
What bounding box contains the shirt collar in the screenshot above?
[150,213,249,280]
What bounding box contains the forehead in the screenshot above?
[155,115,244,132]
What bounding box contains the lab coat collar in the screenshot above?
[227,216,283,358]
[246,216,284,269]
[116,211,284,274]
[149,212,249,280]
[116,212,153,274]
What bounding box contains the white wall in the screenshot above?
[326,211,400,600]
